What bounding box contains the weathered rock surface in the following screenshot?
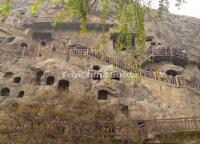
[0,4,200,121]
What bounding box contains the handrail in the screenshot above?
[1,44,200,94]
[142,116,200,135]
[0,115,199,141]
[144,47,200,65]
[67,49,200,94]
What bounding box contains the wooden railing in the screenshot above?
[0,116,199,142]
[1,43,200,94]
[141,116,200,135]
[144,47,200,66]
[66,49,200,94]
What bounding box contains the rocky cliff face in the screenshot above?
[0,3,200,121]
[145,13,200,53]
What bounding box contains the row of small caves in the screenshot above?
[0,65,120,101]
[3,32,154,52]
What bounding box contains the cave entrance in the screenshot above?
[166,70,177,77]
[36,70,44,85]
[121,105,129,113]
[1,88,10,96]
[4,72,14,78]
[97,90,108,100]
[58,80,69,91]
[18,91,24,98]
[93,65,100,71]
[6,37,15,43]
[41,41,47,47]
[46,76,55,85]
[21,42,28,48]
[13,77,21,83]
[151,42,156,46]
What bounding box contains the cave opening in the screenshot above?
[1,88,10,96]
[151,42,156,46]
[46,76,55,85]
[58,79,69,91]
[13,77,21,83]
[4,72,14,78]
[36,70,44,85]
[93,65,100,71]
[97,90,108,100]
[166,70,177,77]
[21,42,28,48]
[6,37,15,43]
[18,91,24,98]
[41,41,47,47]
[121,105,129,113]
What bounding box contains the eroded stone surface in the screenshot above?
[0,7,200,120]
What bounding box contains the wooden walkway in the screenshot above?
[143,46,200,67]
[139,116,200,140]
[67,48,200,94]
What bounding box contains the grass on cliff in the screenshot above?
[158,131,200,144]
[0,90,135,144]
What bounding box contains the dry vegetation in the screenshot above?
[0,91,139,144]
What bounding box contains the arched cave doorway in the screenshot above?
[46,76,55,85]
[121,105,129,113]
[151,42,156,46]
[58,79,69,91]
[97,90,108,100]
[13,77,21,83]
[93,65,100,71]
[41,41,47,47]
[18,91,24,98]
[4,72,14,78]
[36,70,44,85]
[21,42,28,48]
[1,88,10,96]
[6,37,15,43]
[166,70,177,77]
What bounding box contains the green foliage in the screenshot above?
[0,0,11,20]
[31,0,44,15]
[101,0,110,24]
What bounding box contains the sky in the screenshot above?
[152,0,200,18]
